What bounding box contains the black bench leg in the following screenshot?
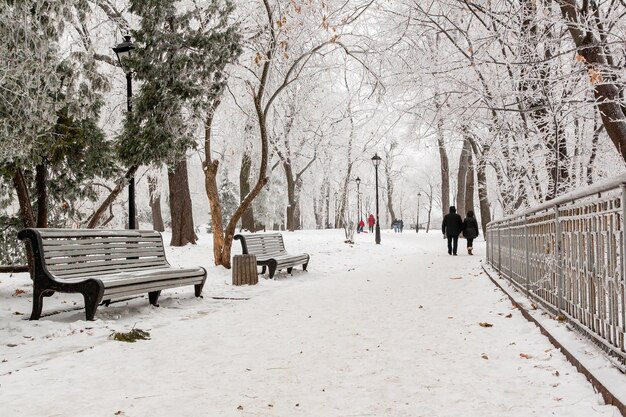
[83,281,104,321]
[268,261,278,279]
[303,262,308,271]
[149,290,161,306]
[261,265,267,275]
[194,281,205,297]
[30,287,51,320]
[287,267,293,274]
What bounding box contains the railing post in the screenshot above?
[509,221,513,280]
[498,225,501,272]
[524,214,530,296]
[555,205,563,312]
[621,185,626,343]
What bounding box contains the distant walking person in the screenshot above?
[368,214,376,233]
[463,211,479,255]
[399,219,404,233]
[357,219,365,233]
[442,206,463,256]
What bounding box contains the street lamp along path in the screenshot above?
[112,35,137,230]
[371,153,382,244]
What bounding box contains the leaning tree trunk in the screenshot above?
[148,175,165,232]
[239,149,255,231]
[168,157,197,246]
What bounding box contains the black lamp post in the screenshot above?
[371,154,382,244]
[416,192,422,233]
[113,35,136,230]
[355,177,361,224]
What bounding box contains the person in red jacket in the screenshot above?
[368,214,376,233]
[357,219,365,233]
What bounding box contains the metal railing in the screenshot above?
[487,174,626,366]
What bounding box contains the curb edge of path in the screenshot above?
[481,262,626,417]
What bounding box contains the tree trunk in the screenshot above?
[35,163,48,228]
[239,149,255,231]
[12,167,35,274]
[385,164,396,222]
[456,137,471,216]
[325,181,330,228]
[468,137,492,238]
[13,168,35,229]
[285,162,296,231]
[464,149,475,216]
[560,0,626,162]
[437,118,450,218]
[148,175,165,232]
[168,157,197,246]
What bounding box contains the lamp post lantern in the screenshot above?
[416,192,422,233]
[113,35,136,229]
[371,154,382,244]
[355,177,361,224]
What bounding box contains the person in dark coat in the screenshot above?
[442,206,463,255]
[462,210,479,255]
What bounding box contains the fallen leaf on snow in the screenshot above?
[449,276,463,280]
[479,322,493,327]
[519,353,532,359]
[481,354,489,360]
[237,405,243,410]
[505,313,512,318]
[13,289,26,296]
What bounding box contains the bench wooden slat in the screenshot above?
[103,276,205,298]
[45,251,166,265]
[48,258,168,275]
[36,229,160,238]
[41,237,163,246]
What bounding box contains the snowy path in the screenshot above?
[0,231,620,417]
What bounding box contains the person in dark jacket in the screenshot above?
[462,210,479,255]
[442,206,463,255]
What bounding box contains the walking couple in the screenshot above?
[441,206,479,256]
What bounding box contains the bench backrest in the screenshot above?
[235,233,287,257]
[19,229,168,279]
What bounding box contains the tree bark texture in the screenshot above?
[168,157,197,246]
[148,175,165,232]
[560,0,626,162]
[464,149,475,217]
[468,136,492,238]
[12,168,35,274]
[456,137,471,216]
[239,149,255,231]
[437,118,450,218]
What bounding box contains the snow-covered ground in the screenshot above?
[0,230,622,417]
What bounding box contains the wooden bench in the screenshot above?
[18,228,207,321]
[234,233,309,279]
